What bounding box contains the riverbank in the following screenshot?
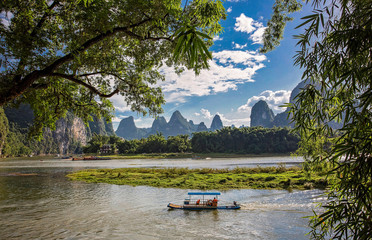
[103,152,292,159]
[1,152,292,161]
[67,166,329,190]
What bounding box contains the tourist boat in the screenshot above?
[167,192,240,210]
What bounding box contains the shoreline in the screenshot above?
[1,152,294,161]
[102,152,293,159]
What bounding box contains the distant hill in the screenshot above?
[3,104,115,155]
[250,100,275,128]
[272,80,309,127]
[250,81,307,128]
[251,80,343,128]
[197,122,208,132]
[88,115,115,137]
[115,111,224,139]
[115,116,148,140]
[166,110,193,136]
[210,115,223,131]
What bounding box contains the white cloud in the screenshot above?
[216,112,250,127]
[234,13,263,34]
[227,7,233,13]
[233,43,247,49]
[111,94,131,112]
[234,13,266,45]
[213,35,223,41]
[158,50,266,103]
[200,108,213,119]
[238,90,291,114]
[213,50,266,66]
[192,109,249,127]
[250,26,267,45]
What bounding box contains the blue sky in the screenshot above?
[111,0,312,130]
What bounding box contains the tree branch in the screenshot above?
[1,17,158,106]
[30,1,60,38]
[15,1,60,77]
[30,83,49,89]
[77,72,104,77]
[49,73,119,98]
[42,18,156,73]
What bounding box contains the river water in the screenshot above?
[0,156,324,239]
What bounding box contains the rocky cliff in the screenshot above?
[197,122,208,132]
[88,115,115,137]
[250,100,275,128]
[115,116,147,140]
[165,111,193,136]
[3,105,115,155]
[210,115,223,131]
[151,116,168,132]
[46,113,88,154]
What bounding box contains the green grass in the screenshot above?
[67,166,330,190]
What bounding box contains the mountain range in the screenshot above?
[115,81,311,139]
[115,111,223,139]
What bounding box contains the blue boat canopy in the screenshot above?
[188,192,221,196]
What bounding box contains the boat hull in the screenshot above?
[167,203,240,210]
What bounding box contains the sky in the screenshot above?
[111,0,313,130]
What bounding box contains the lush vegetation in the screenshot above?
[82,132,192,154]
[81,127,299,155]
[67,166,329,190]
[0,0,225,137]
[118,134,192,154]
[1,121,84,158]
[0,107,8,156]
[191,127,299,154]
[82,134,122,154]
[263,0,372,239]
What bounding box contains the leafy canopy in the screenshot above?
[263,0,372,239]
[0,0,226,136]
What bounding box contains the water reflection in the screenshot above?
[0,157,321,240]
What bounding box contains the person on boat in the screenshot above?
[212,197,218,207]
[233,201,237,206]
[196,199,200,205]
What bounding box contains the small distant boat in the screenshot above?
[167,192,240,210]
[72,156,111,161]
[192,155,205,160]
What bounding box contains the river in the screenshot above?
[0,156,323,239]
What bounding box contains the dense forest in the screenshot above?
[83,133,192,154]
[191,127,299,154]
[82,127,300,155]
